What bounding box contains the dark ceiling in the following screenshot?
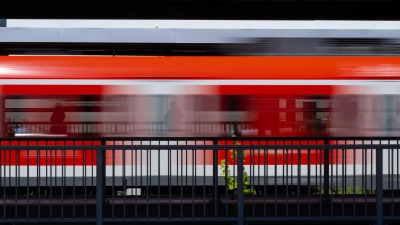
[1,1,400,20]
[1,39,400,56]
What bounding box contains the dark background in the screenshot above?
[1,0,400,20]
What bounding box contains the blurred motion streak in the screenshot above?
[1,55,400,187]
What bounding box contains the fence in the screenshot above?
[0,136,399,225]
[6,120,327,136]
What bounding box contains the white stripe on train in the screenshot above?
[0,165,387,177]
[0,79,400,85]
[1,79,400,95]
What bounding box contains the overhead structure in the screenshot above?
[1,20,400,55]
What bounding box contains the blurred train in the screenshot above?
[0,56,400,193]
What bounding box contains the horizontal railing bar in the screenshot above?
[0,219,97,223]
[0,144,397,150]
[102,218,238,222]
[0,136,399,141]
[245,217,378,221]
[383,217,400,220]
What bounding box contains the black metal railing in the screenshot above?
[0,136,398,225]
[5,120,330,136]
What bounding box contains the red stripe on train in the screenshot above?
[217,85,335,95]
[1,85,103,95]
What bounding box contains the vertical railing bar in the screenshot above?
[397,147,399,195]
[297,147,301,218]
[84,147,87,219]
[285,148,288,218]
[364,148,367,217]
[191,147,194,219]
[237,146,244,225]
[307,147,310,218]
[212,139,218,218]
[290,147,293,198]
[27,148,29,220]
[61,148,65,219]
[388,145,391,197]
[50,149,52,219]
[225,148,228,218]
[8,147,11,215]
[15,149,18,220]
[344,139,348,199]
[112,149,115,219]
[131,148,133,213]
[264,148,267,218]
[149,144,152,203]
[123,148,126,219]
[391,147,394,217]
[330,145,333,217]
[336,148,338,202]
[18,145,21,200]
[91,149,94,201]
[45,147,48,217]
[397,146,399,196]
[274,148,277,218]
[135,149,138,219]
[80,143,84,213]
[376,147,383,225]
[168,148,171,219]
[323,139,330,204]
[180,148,183,219]
[194,141,198,196]
[362,141,365,195]
[146,148,149,219]
[319,146,322,217]
[186,148,188,196]
[37,149,40,219]
[158,148,160,219]
[353,140,356,216]
[252,147,256,218]
[370,145,373,203]
[258,146,261,198]
[203,148,206,219]
[247,143,252,217]
[73,149,75,219]
[342,147,345,217]
[176,148,178,197]
[140,141,143,217]
[96,146,104,225]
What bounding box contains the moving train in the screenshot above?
[0,56,399,194]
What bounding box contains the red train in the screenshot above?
[0,56,399,189]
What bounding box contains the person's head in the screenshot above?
[55,102,63,109]
[170,101,178,109]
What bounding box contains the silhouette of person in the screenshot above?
[164,101,183,132]
[313,118,325,136]
[50,102,67,134]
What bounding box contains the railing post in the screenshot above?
[96,145,106,225]
[212,140,220,208]
[323,139,330,203]
[237,147,244,225]
[376,147,383,225]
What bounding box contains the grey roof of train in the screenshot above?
[1,28,400,43]
[1,20,400,43]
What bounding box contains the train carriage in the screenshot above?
[0,56,399,194]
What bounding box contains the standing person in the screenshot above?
[164,101,183,132]
[50,102,67,134]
